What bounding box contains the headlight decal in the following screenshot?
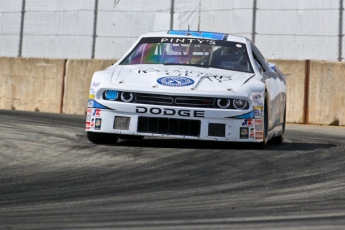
[233,99,248,109]
[104,90,118,100]
[121,92,134,102]
[216,98,231,109]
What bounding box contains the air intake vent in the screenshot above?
[114,116,131,130]
[135,94,173,105]
[208,123,225,137]
[137,117,200,136]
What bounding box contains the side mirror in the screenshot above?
[254,60,263,74]
[258,65,263,74]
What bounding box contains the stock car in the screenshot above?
[86,30,286,147]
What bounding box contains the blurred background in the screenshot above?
[1,0,344,61]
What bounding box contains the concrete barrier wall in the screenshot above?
[62,59,114,115]
[0,57,344,126]
[309,61,345,126]
[269,60,306,124]
[0,58,65,113]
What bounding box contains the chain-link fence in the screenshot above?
[0,0,344,61]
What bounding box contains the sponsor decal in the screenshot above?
[86,122,91,129]
[93,109,101,116]
[240,127,249,139]
[251,92,264,106]
[136,106,204,118]
[157,76,194,87]
[249,127,255,138]
[86,108,92,121]
[160,37,216,45]
[90,88,96,94]
[255,119,262,125]
[89,94,95,99]
[241,119,253,126]
[255,124,263,132]
[134,66,232,81]
[252,94,262,100]
[95,118,102,130]
[254,105,263,111]
[92,82,100,87]
[255,110,263,118]
[88,99,94,108]
[255,131,263,139]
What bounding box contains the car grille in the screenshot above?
[137,116,200,137]
[135,93,215,108]
[136,94,173,104]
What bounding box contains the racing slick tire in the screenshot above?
[87,131,118,144]
[271,105,286,144]
[259,93,269,148]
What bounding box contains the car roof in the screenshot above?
[140,30,249,44]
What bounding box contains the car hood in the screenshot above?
[110,65,255,92]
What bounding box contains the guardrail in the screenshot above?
[0,57,344,126]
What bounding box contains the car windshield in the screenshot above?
[120,37,254,73]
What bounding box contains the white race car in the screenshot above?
[86,30,286,147]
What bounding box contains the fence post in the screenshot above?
[339,0,344,61]
[91,0,98,59]
[197,0,201,31]
[170,0,175,30]
[252,0,257,43]
[303,60,310,124]
[18,0,26,57]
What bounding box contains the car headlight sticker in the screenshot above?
[217,98,231,109]
[104,90,118,100]
[233,99,248,109]
[121,92,134,102]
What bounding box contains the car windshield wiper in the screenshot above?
[163,63,210,68]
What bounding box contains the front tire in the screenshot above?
[259,93,269,148]
[87,132,118,144]
[271,105,286,144]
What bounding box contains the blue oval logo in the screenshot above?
[157,76,194,87]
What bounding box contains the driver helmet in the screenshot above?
[221,47,243,68]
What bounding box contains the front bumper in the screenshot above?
[86,101,264,142]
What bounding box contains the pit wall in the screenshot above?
[0,57,344,126]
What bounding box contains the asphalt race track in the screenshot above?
[1,110,345,230]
